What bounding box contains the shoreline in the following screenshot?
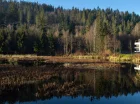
[0,54,140,65]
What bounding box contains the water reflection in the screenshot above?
[0,63,140,104]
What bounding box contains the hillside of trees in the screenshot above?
[1,0,140,55]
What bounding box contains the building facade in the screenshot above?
[134,39,140,52]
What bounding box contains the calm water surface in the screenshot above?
[1,63,140,104]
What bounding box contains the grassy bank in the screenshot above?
[0,54,102,64]
[109,54,140,63]
[0,54,140,65]
[72,54,140,63]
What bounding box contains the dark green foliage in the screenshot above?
[48,34,55,55]
[0,0,140,55]
[0,29,4,53]
[33,42,40,54]
[16,26,26,53]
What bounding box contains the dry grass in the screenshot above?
[0,55,104,64]
[1,53,140,64]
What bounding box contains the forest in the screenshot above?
[1,0,140,55]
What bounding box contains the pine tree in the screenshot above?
[27,9,31,24]
[16,26,25,53]
[0,29,4,53]
[112,16,117,54]
[48,34,55,55]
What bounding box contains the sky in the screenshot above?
[24,0,140,14]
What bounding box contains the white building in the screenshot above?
[134,39,140,52]
[134,65,140,70]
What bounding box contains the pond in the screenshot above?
[0,63,140,104]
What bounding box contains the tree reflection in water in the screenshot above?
[0,63,139,103]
